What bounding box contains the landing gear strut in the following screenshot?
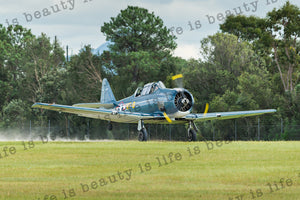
[187,121,198,142]
[138,120,148,141]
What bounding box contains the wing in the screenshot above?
[32,103,154,123]
[185,109,276,122]
[72,103,115,109]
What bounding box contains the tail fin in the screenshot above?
[100,78,116,103]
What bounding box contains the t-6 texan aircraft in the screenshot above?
[32,76,276,141]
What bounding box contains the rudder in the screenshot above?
[100,78,116,103]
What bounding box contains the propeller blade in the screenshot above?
[163,112,172,123]
[203,103,209,117]
[172,74,183,80]
[172,74,183,88]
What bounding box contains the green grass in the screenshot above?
[0,140,299,200]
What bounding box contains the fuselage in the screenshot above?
[114,87,194,119]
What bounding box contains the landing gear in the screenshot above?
[187,121,198,142]
[138,128,148,141]
[137,120,148,142]
[188,128,197,141]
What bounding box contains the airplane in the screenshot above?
[32,76,276,141]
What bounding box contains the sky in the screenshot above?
[1,0,299,60]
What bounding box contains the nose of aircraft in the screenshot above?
[181,97,190,105]
[174,89,194,112]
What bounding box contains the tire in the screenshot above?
[138,132,143,141]
[138,128,148,142]
[188,129,197,142]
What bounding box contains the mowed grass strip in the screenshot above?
[0,141,299,200]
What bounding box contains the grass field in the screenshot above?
[0,140,299,200]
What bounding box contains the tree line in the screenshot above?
[0,3,299,140]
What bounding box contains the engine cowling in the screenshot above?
[174,89,194,112]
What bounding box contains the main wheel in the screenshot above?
[188,128,197,142]
[138,128,148,142]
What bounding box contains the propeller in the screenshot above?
[172,74,193,112]
[162,74,209,123]
[162,74,184,123]
[161,74,185,123]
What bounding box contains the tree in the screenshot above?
[182,33,277,139]
[221,1,300,92]
[67,45,107,103]
[101,6,177,97]
[101,6,176,54]
[266,2,300,92]
[0,25,34,113]
[183,33,267,112]
[20,33,66,104]
[2,99,31,128]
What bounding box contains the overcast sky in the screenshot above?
[1,0,299,59]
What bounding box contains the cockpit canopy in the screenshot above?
[134,81,166,97]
